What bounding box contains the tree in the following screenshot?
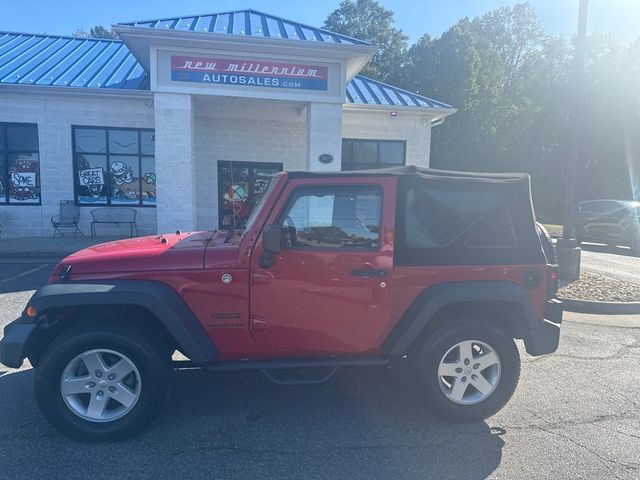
[470,3,544,92]
[73,26,118,39]
[324,0,408,81]
[397,2,636,220]
[401,18,506,173]
[623,37,640,201]
[402,20,502,110]
[575,33,632,202]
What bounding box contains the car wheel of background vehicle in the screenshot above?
[571,225,583,245]
[413,319,520,422]
[628,227,640,255]
[34,322,170,442]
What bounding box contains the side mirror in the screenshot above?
[262,224,282,254]
[259,224,281,269]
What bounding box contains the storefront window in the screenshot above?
[73,127,155,206]
[0,123,41,204]
[217,161,283,229]
[109,156,141,205]
[141,156,156,205]
[341,139,406,171]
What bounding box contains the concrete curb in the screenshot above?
[564,311,640,328]
[559,297,640,315]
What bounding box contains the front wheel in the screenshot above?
[413,319,520,422]
[34,322,170,442]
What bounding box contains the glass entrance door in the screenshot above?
[217,161,282,229]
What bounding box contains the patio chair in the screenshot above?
[51,201,83,238]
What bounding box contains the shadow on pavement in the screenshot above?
[0,366,505,479]
[0,262,54,294]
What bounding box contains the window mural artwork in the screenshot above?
[1,124,41,204]
[73,127,155,206]
[141,157,156,205]
[9,155,40,203]
[76,154,108,204]
[109,157,139,205]
[217,161,283,229]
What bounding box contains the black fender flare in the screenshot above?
[382,281,541,356]
[25,280,217,363]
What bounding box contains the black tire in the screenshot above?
[34,321,170,442]
[571,225,583,245]
[413,319,520,422]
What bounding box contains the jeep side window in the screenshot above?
[405,188,503,247]
[280,187,382,249]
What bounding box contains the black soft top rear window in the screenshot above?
[395,172,544,266]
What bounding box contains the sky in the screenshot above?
[1,0,638,44]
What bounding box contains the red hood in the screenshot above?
[49,231,240,281]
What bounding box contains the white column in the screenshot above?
[154,93,196,233]
[307,102,343,172]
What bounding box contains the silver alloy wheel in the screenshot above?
[437,340,501,406]
[60,349,142,423]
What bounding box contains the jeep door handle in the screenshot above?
[351,268,386,278]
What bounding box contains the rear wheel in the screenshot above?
[413,319,520,422]
[34,322,170,442]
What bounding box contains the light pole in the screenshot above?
[557,0,589,281]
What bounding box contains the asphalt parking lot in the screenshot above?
[0,259,639,479]
[581,243,640,285]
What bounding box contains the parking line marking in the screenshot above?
[0,264,51,284]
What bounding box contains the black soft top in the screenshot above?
[289,165,544,266]
[287,165,530,184]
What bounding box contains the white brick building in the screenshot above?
[0,9,455,238]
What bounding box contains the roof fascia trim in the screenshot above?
[343,103,457,116]
[113,25,377,56]
[0,84,152,99]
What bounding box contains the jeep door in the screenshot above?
[249,177,396,356]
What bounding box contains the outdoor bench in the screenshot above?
[90,207,138,238]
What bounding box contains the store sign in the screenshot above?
[78,168,104,187]
[11,172,36,187]
[171,55,328,91]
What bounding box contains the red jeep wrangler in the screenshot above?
[0,166,562,442]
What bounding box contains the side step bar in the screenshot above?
[190,356,391,385]
[175,356,390,369]
[196,355,391,372]
[261,367,339,385]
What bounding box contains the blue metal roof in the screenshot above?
[348,75,452,108]
[0,32,147,89]
[119,9,372,46]
[0,29,451,109]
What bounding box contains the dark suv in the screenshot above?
[573,200,640,254]
[0,166,562,442]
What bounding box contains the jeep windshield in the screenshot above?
[241,173,280,238]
